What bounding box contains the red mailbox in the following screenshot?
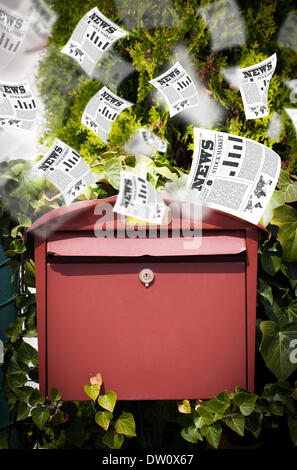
[27,195,265,401]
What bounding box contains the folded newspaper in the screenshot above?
[125,128,167,156]
[0,79,37,129]
[186,128,281,225]
[149,61,199,117]
[81,86,133,143]
[113,171,166,224]
[0,3,29,69]
[26,0,58,48]
[238,53,277,120]
[61,7,128,76]
[33,139,97,205]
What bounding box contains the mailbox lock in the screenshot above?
[139,268,154,287]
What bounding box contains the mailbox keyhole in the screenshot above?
[139,269,154,287]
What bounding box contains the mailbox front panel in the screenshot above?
[46,258,246,400]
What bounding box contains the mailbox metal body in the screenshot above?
[28,196,265,401]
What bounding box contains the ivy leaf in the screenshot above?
[260,321,297,380]
[31,407,50,429]
[15,386,33,403]
[233,392,257,416]
[98,391,117,412]
[272,205,297,262]
[181,425,203,444]
[17,402,30,421]
[29,389,45,406]
[204,397,230,419]
[15,341,38,366]
[6,372,27,389]
[200,422,222,449]
[194,405,215,427]
[51,411,68,426]
[288,416,297,446]
[102,431,124,449]
[4,317,24,343]
[115,412,136,436]
[260,251,282,277]
[245,412,263,439]
[84,384,100,401]
[95,410,113,431]
[50,387,61,403]
[103,158,122,189]
[260,190,285,227]
[0,432,9,449]
[258,281,273,306]
[224,414,245,436]
[178,399,192,414]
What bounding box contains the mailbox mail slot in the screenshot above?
[28,196,265,401]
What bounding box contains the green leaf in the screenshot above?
[4,317,24,343]
[102,431,124,449]
[270,402,284,416]
[258,282,273,306]
[194,405,216,427]
[272,205,297,262]
[15,341,38,366]
[15,386,33,403]
[95,410,113,431]
[84,384,100,401]
[204,397,230,418]
[50,387,61,403]
[115,412,136,437]
[181,425,203,444]
[0,432,9,449]
[51,411,68,426]
[260,321,297,380]
[224,414,245,436]
[200,422,222,449]
[29,389,45,406]
[288,416,297,446]
[17,402,30,421]
[6,372,27,389]
[245,412,263,439]
[233,392,257,416]
[260,252,282,276]
[98,391,117,412]
[31,407,50,429]
[178,399,192,414]
[260,190,285,227]
[103,158,122,189]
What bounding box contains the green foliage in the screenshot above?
[83,381,136,448]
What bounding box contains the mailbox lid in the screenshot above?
[46,230,246,257]
[46,257,247,401]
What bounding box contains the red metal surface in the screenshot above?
[28,197,264,400]
[47,260,246,400]
[47,230,246,257]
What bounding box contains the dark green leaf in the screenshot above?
[288,417,297,446]
[272,205,297,262]
[31,407,50,429]
[50,387,61,402]
[17,402,30,421]
[260,321,297,380]
[102,431,124,449]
